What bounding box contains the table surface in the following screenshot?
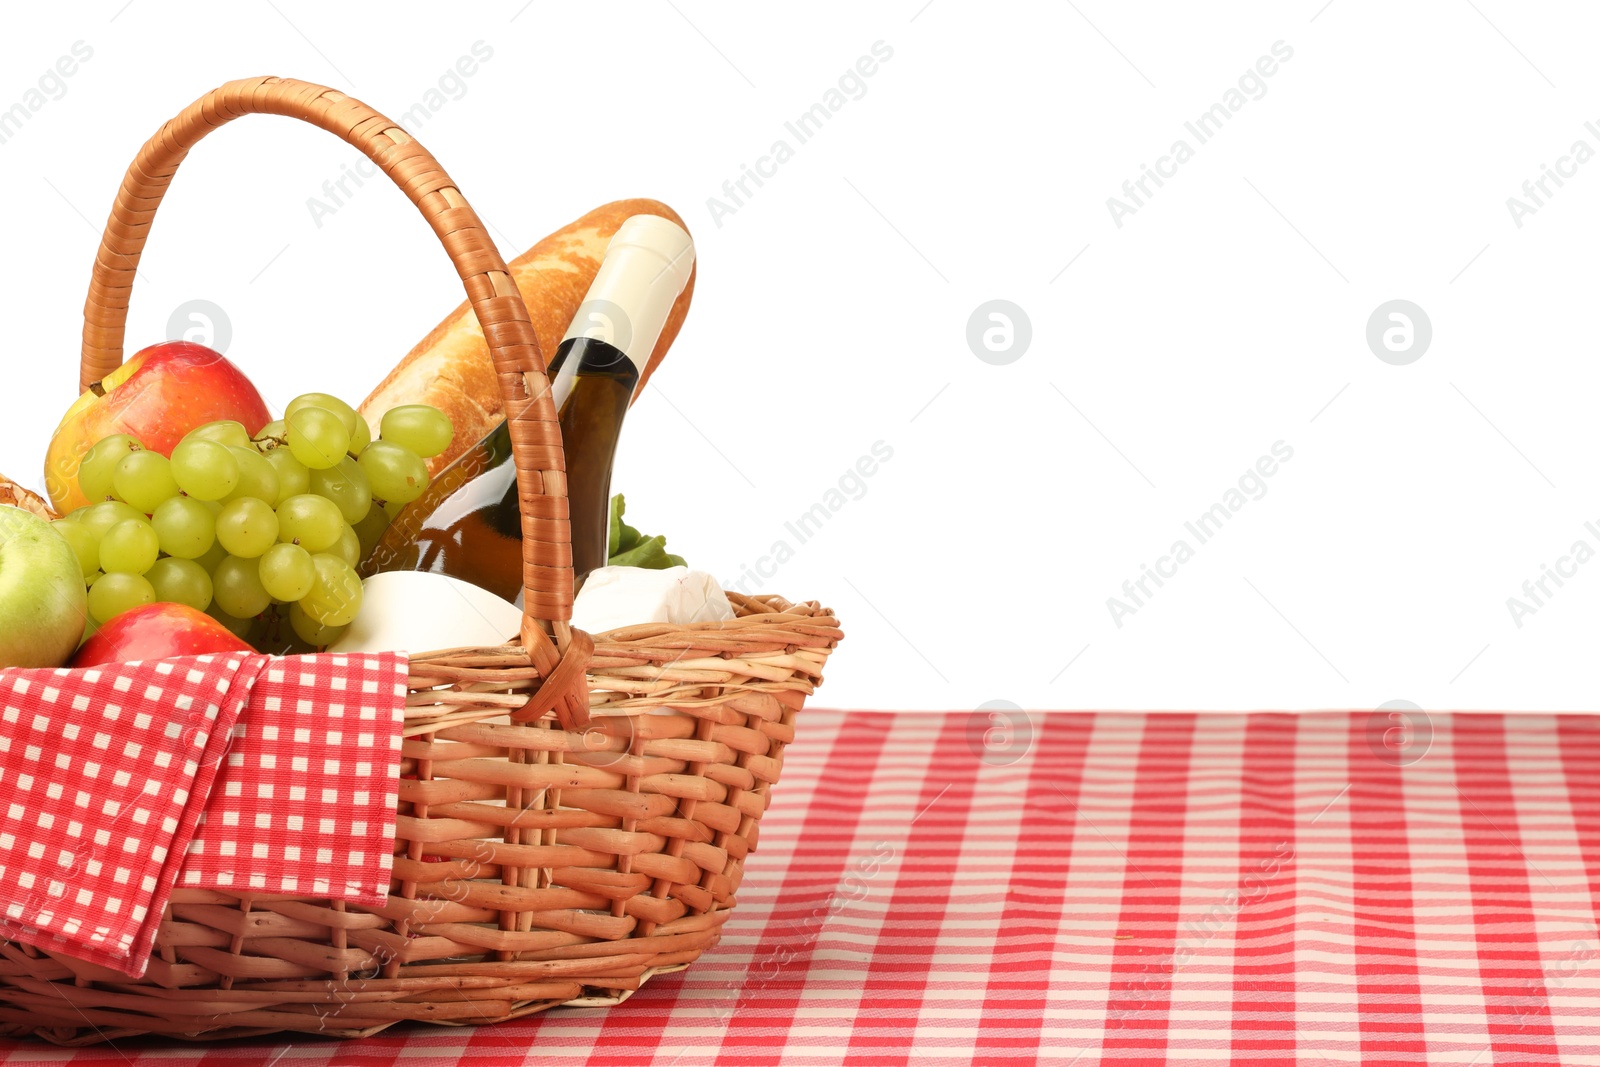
[6,708,1600,1066]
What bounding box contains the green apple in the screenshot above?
[0,505,89,668]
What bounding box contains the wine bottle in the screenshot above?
[365,215,696,604]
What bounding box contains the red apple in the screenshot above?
[45,341,271,513]
[71,602,255,668]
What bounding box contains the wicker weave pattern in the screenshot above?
[0,78,841,1043]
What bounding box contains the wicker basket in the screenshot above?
[0,76,841,1044]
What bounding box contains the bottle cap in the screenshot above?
[563,215,696,373]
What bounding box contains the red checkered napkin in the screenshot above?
[0,653,259,976]
[0,650,408,979]
[180,652,408,904]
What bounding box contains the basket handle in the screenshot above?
[78,76,590,730]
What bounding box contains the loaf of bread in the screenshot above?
[359,199,695,475]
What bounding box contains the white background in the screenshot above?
[2,2,1598,713]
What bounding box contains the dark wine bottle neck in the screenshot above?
[548,336,639,413]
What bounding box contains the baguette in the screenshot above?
[359,199,695,475]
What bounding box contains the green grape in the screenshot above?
[206,605,254,640]
[254,419,288,446]
[53,517,99,578]
[150,496,216,559]
[382,499,406,522]
[80,499,145,540]
[187,420,252,449]
[87,571,155,624]
[380,405,453,459]
[352,505,392,563]
[195,537,229,574]
[286,407,350,470]
[288,601,347,648]
[145,557,212,612]
[276,494,344,553]
[349,416,372,455]
[286,392,360,435]
[300,553,362,627]
[85,570,103,588]
[358,441,429,504]
[224,446,279,505]
[310,456,372,524]
[78,435,144,504]
[170,438,240,501]
[112,451,180,513]
[212,555,271,618]
[263,448,310,501]
[215,497,279,558]
[330,523,361,568]
[259,542,315,601]
[98,518,159,575]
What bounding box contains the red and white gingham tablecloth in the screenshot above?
[4,708,1600,1065]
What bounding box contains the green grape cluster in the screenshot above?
[57,396,453,649]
